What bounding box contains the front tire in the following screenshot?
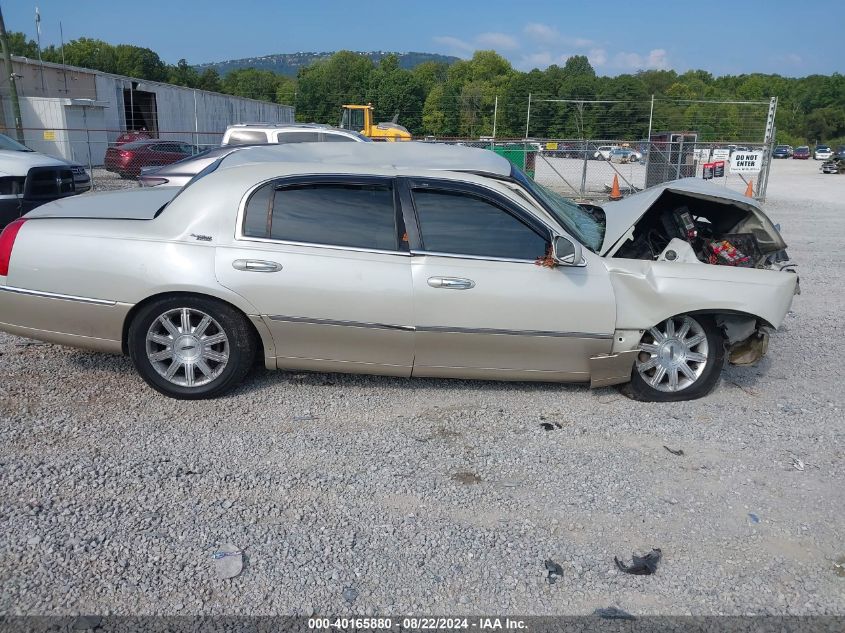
[128,296,256,399]
[624,314,725,402]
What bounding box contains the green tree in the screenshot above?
[197,68,222,93]
[5,31,39,58]
[295,51,373,123]
[221,68,282,102]
[113,44,167,81]
[167,59,199,88]
[367,54,425,133]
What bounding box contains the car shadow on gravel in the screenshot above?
[721,355,774,395]
[62,345,777,403]
[227,366,592,398]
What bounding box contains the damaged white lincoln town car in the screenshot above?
[0,143,798,401]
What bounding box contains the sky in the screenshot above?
[3,0,841,76]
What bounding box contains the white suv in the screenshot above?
[593,145,618,160]
[222,123,371,146]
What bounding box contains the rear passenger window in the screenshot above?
[275,131,320,143]
[322,133,357,142]
[226,130,268,145]
[243,182,398,251]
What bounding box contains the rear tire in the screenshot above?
[128,296,256,399]
[621,314,725,402]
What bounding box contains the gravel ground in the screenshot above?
[1,159,843,616]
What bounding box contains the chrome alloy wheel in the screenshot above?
[145,308,230,387]
[636,316,709,393]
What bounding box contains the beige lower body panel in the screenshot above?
[0,289,130,354]
[275,355,411,377]
[413,365,590,382]
[412,330,611,381]
[588,349,640,388]
[265,318,414,368]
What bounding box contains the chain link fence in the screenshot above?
[418,137,773,201]
[4,93,775,199]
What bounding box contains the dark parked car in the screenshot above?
[821,158,844,174]
[772,145,792,159]
[834,146,845,160]
[104,140,198,179]
[793,146,811,160]
[137,146,243,187]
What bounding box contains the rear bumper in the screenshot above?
[0,285,131,353]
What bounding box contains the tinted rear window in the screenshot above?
[275,131,321,143]
[322,133,358,142]
[243,182,397,251]
[226,130,269,145]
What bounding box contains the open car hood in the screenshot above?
[25,186,180,220]
[599,178,786,256]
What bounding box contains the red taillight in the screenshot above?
[119,150,131,157]
[0,218,27,276]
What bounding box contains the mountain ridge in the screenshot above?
[194,51,460,77]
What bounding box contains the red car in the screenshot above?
[793,146,811,160]
[104,140,198,179]
[115,130,154,146]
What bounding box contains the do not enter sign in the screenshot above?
[730,151,763,173]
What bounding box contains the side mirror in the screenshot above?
[553,235,584,267]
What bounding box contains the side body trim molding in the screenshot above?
[0,285,117,306]
[267,314,613,339]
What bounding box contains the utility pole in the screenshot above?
[0,4,25,141]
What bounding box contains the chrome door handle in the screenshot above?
[232,259,283,273]
[427,276,475,290]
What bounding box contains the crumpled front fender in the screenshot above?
[604,259,798,331]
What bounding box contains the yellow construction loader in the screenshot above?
[339,104,411,142]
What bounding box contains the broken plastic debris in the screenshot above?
[342,587,359,603]
[614,548,662,575]
[544,559,564,584]
[791,457,805,471]
[540,422,562,431]
[663,445,684,456]
[213,543,244,579]
[593,607,636,620]
[748,513,760,524]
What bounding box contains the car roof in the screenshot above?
[227,122,346,131]
[214,142,514,177]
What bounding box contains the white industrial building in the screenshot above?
[0,55,294,166]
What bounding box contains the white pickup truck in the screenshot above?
[0,133,90,229]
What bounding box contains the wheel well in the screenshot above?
[121,292,264,358]
[673,310,773,343]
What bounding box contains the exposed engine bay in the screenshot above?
[613,190,789,268]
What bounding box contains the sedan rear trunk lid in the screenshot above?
[24,186,180,220]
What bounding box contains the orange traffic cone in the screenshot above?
[744,180,754,198]
[609,174,622,200]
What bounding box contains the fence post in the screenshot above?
[79,105,93,189]
[492,95,498,139]
[524,93,531,139]
[193,90,199,149]
[580,139,588,197]
[757,96,778,201]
